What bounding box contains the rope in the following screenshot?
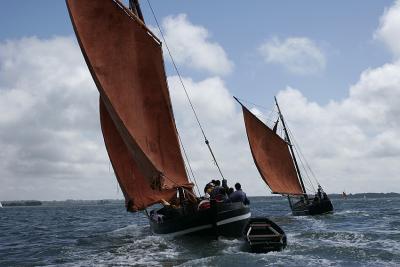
[292,142,316,192]
[235,96,272,111]
[177,133,201,196]
[235,96,281,129]
[146,0,226,181]
[286,126,320,187]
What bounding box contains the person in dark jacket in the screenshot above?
[210,180,229,201]
[210,180,222,198]
[229,183,250,205]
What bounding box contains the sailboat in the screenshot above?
[236,97,333,216]
[0,201,3,208]
[66,0,253,237]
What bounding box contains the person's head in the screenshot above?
[228,187,234,195]
[215,180,221,186]
[206,186,214,194]
[235,183,241,190]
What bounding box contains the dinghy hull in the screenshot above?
[243,217,287,253]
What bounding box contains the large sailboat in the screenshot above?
[236,97,333,216]
[66,0,252,237]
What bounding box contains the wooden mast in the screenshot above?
[274,97,308,196]
[129,0,145,22]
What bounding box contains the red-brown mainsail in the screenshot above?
[67,0,192,211]
[240,105,304,195]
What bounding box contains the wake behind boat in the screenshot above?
[66,0,267,241]
[235,97,333,216]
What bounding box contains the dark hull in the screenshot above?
[149,202,250,237]
[291,197,334,216]
[243,217,287,253]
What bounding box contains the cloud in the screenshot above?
[0,36,118,201]
[252,0,400,193]
[168,76,267,195]
[259,37,326,75]
[374,0,400,58]
[152,14,234,75]
[275,59,400,193]
[2,0,400,201]
[0,35,266,201]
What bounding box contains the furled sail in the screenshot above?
[240,105,303,195]
[67,0,192,210]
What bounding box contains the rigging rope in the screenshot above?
[235,97,272,111]
[286,126,320,187]
[146,0,226,181]
[275,117,317,192]
[235,96,279,127]
[291,139,316,192]
[177,133,202,196]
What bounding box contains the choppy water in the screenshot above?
[1,197,399,266]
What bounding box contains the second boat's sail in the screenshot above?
[240,104,303,195]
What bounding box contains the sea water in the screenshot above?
[1,196,399,266]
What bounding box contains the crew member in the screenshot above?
[229,183,250,205]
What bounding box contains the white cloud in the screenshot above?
[374,0,400,58]
[275,59,400,193]
[153,14,234,75]
[168,76,266,196]
[0,36,119,201]
[252,0,400,193]
[259,37,326,75]
[0,36,265,201]
[2,0,400,201]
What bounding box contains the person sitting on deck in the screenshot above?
[317,185,323,199]
[210,180,229,202]
[313,194,320,204]
[210,180,223,198]
[229,183,250,205]
[228,187,234,196]
[203,181,215,199]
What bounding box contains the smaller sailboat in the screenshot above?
[0,201,3,208]
[235,97,333,216]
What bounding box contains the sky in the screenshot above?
[0,0,399,200]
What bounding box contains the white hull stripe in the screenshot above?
[216,212,251,226]
[157,224,213,237]
[156,212,251,237]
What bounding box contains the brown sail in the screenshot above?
[67,0,192,210]
[240,105,303,195]
[100,100,186,210]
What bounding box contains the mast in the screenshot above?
[274,97,307,195]
[129,0,145,22]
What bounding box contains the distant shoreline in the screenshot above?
[1,192,399,206]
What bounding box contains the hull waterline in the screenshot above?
[149,202,250,237]
[290,197,334,216]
